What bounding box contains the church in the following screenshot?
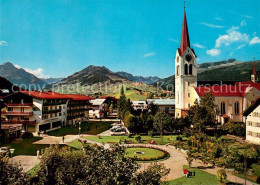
[174,9,260,124]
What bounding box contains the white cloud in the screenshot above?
[143,52,156,58]
[228,11,253,19]
[199,22,224,28]
[193,43,205,49]
[215,26,249,48]
[168,38,179,43]
[240,20,246,27]
[14,64,50,79]
[0,40,8,46]
[249,37,260,45]
[206,49,221,56]
[236,44,246,49]
[215,17,223,21]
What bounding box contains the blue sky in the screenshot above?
[0,0,260,78]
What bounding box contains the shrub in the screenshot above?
[134,135,142,143]
[256,176,260,184]
[148,131,154,138]
[21,132,33,138]
[216,169,227,184]
[176,136,183,141]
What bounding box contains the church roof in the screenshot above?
[195,85,251,97]
[179,10,190,56]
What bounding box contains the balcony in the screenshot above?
[2,120,36,125]
[5,103,33,107]
[42,109,61,114]
[1,111,33,116]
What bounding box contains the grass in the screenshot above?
[1,137,49,156]
[27,164,40,177]
[48,121,113,136]
[125,147,164,159]
[84,135,183,145]
[164,165,219,185]
[67,140,83,150]
[233,164,260,184]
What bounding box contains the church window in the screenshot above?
[188,103,190,108]
[177,92,179,104]
[220,102,226,115]
[234,102,239,115]
[189,64,192,75]
[184,64,188,75]
[177,65,180,76]
[188,93,190,97]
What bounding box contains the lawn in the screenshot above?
[233,163,260,184]
[125,147,164,159]
[48,121,113,136]
[165,165,219,185]
[27,164,40,177]
[67,140,83,150]
[84,135,183,145]
[1,137,49,156]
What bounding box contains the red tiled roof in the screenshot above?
[195,85,251,97]
[64,94,93,101]
[234,81,260,91]
[21,90,69,99]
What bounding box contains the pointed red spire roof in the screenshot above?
[253,61,257,75]
[180,10,190,55]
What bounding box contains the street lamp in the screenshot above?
[9,148,15,163]
[78,122,81,137]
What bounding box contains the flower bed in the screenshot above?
[125,145,170,162]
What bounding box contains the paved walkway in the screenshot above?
[11,155,40,172]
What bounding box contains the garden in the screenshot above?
[48,121,113,136]
[125,146,169,162]
[84,135,184,145]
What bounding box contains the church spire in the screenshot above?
[180,9,190,55]
[253,61,256,75]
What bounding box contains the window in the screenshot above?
[234,102,239,115]
[220,102,226,115]
[248,131,252,136]
[184,64,188,75]
[177,66,180,76]
[177,92,179,104]
[188,103,190,108]
[247,121,252,126]
[21,107,24,112]
[257,123,260,127]
[189,64,192,75]
[188,93,190,97]
[257,133,260,138]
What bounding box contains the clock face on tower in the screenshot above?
[185,54,192,62]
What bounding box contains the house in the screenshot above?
[174,8,260,124]
[1,90,92,133]
[243,98,260,145]
[89,96,118,119]
[132,101,147,111]
[66,94,92,125]
[147,99,175,115]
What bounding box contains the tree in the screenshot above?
[147,102,159,116]
[186,150,194,167]
[30,144,170,185]
[0,154,27,185]
[216,169,227,185]
[132,164,170,185]
[118,86,132,120]
[153,109,171,144]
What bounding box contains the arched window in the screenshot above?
[189,64,192,75]
[221,102,226,115]
[184,64,188,75]
[234,101,239,115]
[176,65,180,76]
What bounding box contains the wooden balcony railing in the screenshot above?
[1,120,36,125]
[1,111,33,116]
[5,103,33,107]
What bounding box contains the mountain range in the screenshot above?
[0,59,259,92]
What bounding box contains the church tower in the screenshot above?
[175,9,197,118]
[251,61,257,83]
